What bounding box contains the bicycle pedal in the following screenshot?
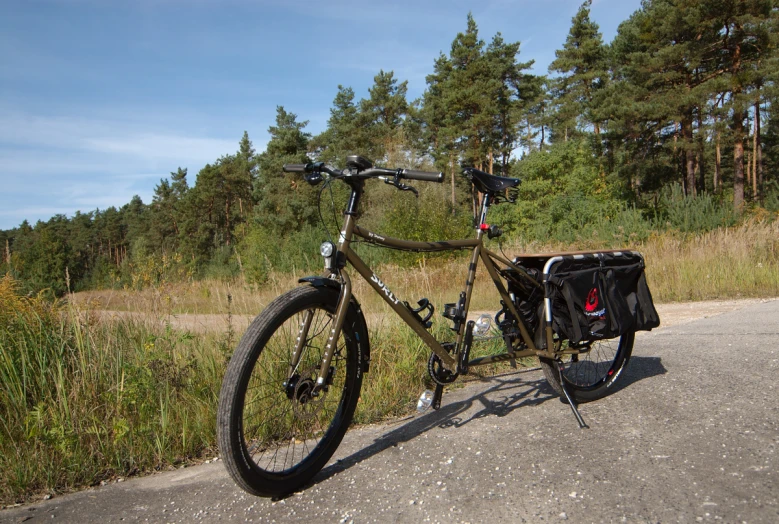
[416,389,435,413]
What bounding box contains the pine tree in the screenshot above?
[548,0,608,141]
[310,85,363,165]
[421,53,460,208]
[254,106,314,231]
[448,13,490,172]
[483,33,537,172]
[717,0,774,212]
[360,70,409,161]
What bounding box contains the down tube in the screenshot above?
[344,247,457,371]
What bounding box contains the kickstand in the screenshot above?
[557,360,588,429]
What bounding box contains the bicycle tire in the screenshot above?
[540,331,634,403]
[217,285,363,497]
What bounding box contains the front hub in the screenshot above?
[285,374,316,404]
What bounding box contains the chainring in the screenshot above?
[427,352,458,386]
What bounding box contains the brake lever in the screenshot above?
[398,183,419,197]
[380,177,419,197]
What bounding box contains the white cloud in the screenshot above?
[0,108,262,228]
[0,206,79,218]
[0,109,240,164]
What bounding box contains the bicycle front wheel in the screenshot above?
[540,331,634,403]
[217,285,363,497]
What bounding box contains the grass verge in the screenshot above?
[3,220,778,504]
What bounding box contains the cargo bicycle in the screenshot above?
[217,156,659,498]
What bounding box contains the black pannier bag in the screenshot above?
[545,252,660,344]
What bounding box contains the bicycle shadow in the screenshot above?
[304,355,666,492]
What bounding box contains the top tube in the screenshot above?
[352,225,479,252]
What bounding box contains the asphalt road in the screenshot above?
[2,299,777,523]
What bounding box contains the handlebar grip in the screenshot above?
[400,169,444,183]
[283,164,307,173]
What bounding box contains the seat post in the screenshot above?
[478,194,491,228]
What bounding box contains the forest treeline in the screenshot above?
[2,0,779,297]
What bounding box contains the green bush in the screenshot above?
[763,181,779,213]
[238,223,323,283]
[492,139,622,243]
[584,205,654,245]
[656,183,735,232]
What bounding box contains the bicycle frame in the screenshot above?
[217,163,650,498]
[301,180,557,391]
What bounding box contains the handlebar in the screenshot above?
[282,163,307,173]
[282,163,443,183]
[400,169,444,183]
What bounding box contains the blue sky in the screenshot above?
[0,0,641,230]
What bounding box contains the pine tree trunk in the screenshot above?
[753,101,759,200]
[733,108,745,214]
[225,199,231,246]
[488,151,493,175]
[757,145,763,204]
[732,40,744,213]
[682,117,695,196]
[450,153,456,215]
[697,109,705,193]
[712,116,722,192]
[673,121,679,154]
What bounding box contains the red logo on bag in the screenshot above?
[585,288,599,312]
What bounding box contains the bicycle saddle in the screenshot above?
[462,167,520,194]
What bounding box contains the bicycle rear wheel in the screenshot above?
[217,286,363,497]
[540,331,634,403]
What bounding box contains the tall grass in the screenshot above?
[0,275,482,504]
[73,218,779,315]
[642,219,779,301]
[0,275,224,504]
[6,219,777,503]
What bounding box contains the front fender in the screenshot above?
[298,276,371,373]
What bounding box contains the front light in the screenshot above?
[320,241,335,258]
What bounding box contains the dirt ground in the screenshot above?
[89,298,776,334]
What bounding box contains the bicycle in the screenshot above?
[217,155,658,498]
